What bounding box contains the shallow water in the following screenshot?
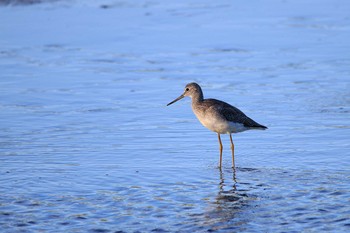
[1,0,350,232]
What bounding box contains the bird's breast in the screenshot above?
[193,108,226,134]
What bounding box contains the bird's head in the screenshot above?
[167,82,202,106]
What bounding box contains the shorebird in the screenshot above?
[167,82,267,168]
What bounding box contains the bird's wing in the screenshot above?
[211,100,266,128]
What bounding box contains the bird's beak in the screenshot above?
[167,94,185,106]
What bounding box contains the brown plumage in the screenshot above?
[206,99,267,129]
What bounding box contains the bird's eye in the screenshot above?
[186,88,189,91]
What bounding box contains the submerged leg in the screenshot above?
[229,134,235,168]
[217,133,223,168]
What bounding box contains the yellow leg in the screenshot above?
[229,134,235,168]
[217,133,223,168]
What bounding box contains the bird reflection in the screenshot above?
[198,168,251,231]
[216,168,238,204]
[207,168,250,229]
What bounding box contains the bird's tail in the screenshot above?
[251,124,268,130]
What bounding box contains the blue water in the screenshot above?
[1,0,350,232]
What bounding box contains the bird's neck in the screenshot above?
[191,90,204,105]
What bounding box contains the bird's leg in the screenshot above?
[217,133,223,168]
[229,133,235,168]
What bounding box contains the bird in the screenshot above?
[167,82,267,168]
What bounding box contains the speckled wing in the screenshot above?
[211,99,267,129]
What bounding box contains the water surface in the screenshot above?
[1,0,350,232]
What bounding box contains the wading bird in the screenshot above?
[167,82,267,168]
